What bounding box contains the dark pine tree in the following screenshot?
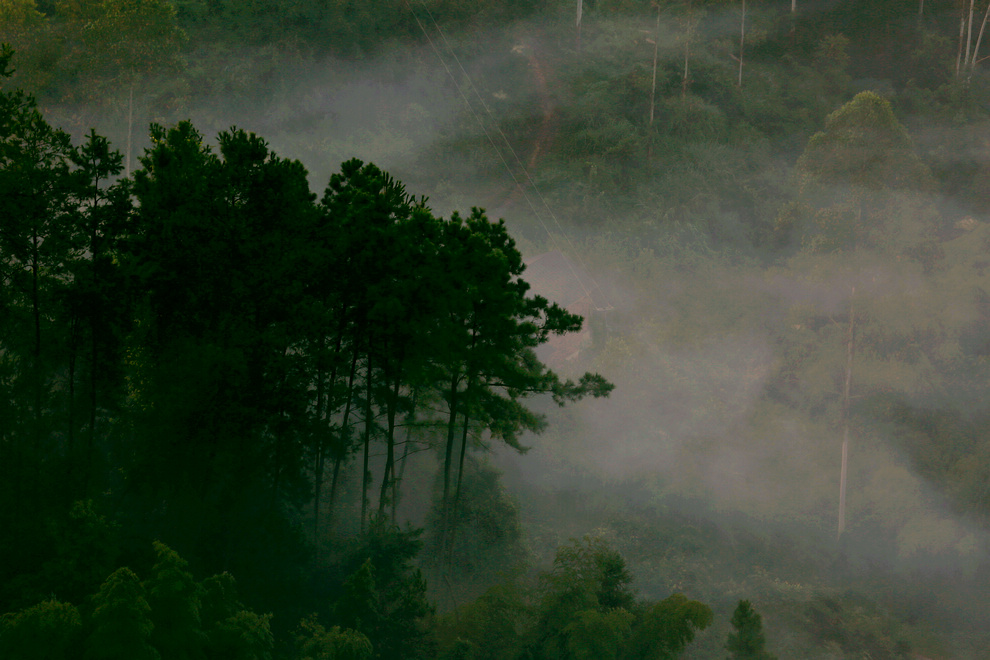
[726,599,775,660]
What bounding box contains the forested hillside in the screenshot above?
[4,0,990,658]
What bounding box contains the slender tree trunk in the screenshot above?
[391,426,412,524]
[31,226,42,497]
[966,0,977,67]
[85,214,100,497]
[447,401,473,566]
[86,330,97,495]
[837,287,855,540]
[648,3,660,160]
[378,363,402,518]
[360,354,373,533]
[391,393,418,524]
[126,84,134,177]
[326,347,359,533]
[958,10,967,74]
[269,349,292,507]
[439,373,461,557]
[312,327,344,543]
[650,5,660,124]
[576,0,582,51]
[738,0,746,87]
[683,17,691,95]
[67,326,77,502]
[327,454,343,531]
[970,1,990,72]
[312,354,326,541]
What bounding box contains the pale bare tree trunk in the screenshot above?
[650,4,660,125]
[838,425,849,537]
[682,5,692,96]
[970,1,990,72]
[957,11,966,75]
[966,0,976,66]
[648,3,661,160]
[576,0,582,51]
[837,286,855,540]
[792,0,796,13]
[738,0,746,87]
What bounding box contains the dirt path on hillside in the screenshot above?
[489,38,557,216]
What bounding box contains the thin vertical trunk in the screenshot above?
[576,0,582,51]
[970,1,990,72]
[967,0,977,66]
[447,400,473,566]
[312,353,326,541]
[312,327,344,542]
[126,84,134,177]
[649,4,660,124]
[738,0,746,87]
[360,354,373,534]
[312,446,326,540]
[391,393,418,524]
[792,0,797,13]
[445,326,478,565]
[837,287,855,540]
[683,23,691,95]
[85,208,100,497]
[391,424,413,524]
[327,347,360,533]
[681,1,695,95]
[378,363,402,518]
[439,373,460,557]
[327,455,343,530]
[270,348,292,507]
[31,226,42,496]
[86,328,97,495]
[958,10,967,74]
[647,4,660,160]
[67,329,77,501]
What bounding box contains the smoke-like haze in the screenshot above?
[46,4,990,654]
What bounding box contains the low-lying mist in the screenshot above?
[495,239,990,655]
[22,3,990,655]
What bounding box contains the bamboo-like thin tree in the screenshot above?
[738,0,746,87]
[837,287,854,540]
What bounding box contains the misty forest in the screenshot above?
[5,0,990,658]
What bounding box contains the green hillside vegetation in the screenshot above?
[5,0,990,657]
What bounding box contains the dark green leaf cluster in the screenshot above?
[334,525,435,660]
[726,600,775,660]
[435,536,718,660]
[0,541,274,660]
[0,50,611,651]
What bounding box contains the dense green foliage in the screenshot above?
[726,600,775,660]
[6,0,990,657]
[0,33,617,658]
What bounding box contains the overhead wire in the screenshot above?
[406,1,613,312]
